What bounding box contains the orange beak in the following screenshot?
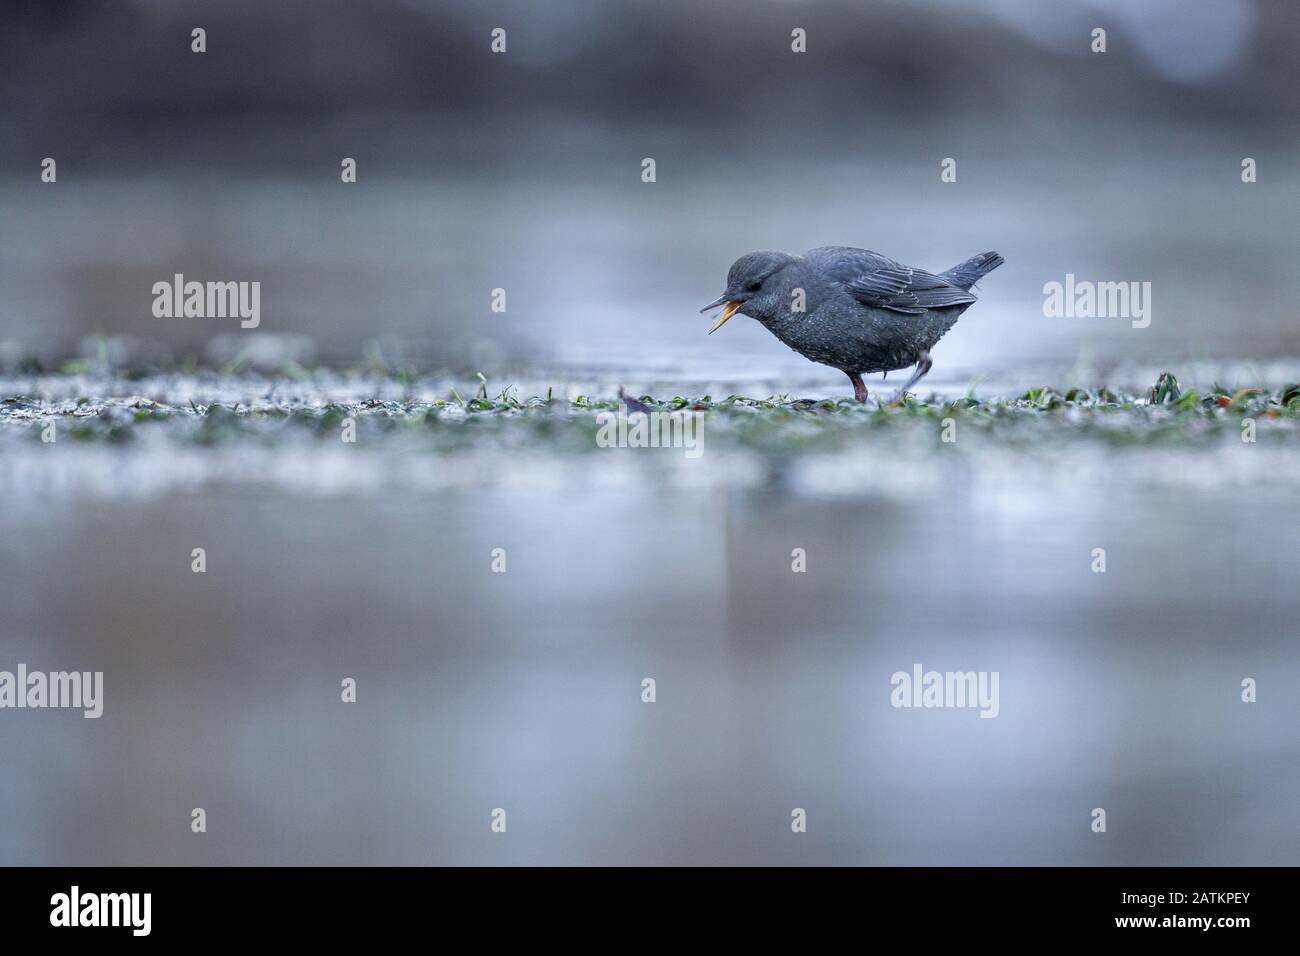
[707,300,742,335]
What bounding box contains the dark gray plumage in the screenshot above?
[701,246,1004,402]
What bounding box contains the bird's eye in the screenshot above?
[746,280,762,292]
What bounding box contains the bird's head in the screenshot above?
[700,250,798,332]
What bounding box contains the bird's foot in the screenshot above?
[617,386,653,414]
[889,353,934,404]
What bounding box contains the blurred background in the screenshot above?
[2,0,1299,867]
[3,484,1298,865]
[2,0,1299,379]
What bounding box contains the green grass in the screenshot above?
[3,371,1298,455]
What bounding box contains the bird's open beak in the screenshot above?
[700,296,742,334]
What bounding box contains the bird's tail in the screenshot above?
[942,251,1004,290]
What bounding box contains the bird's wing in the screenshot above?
[810,246,976,315]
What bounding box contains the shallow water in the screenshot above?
[2,484,1297,865]
[1,369,1298,864]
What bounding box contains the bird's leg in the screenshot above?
[846,371,868,403]
[895,351,933,399]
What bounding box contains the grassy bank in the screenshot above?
[2,371,1298,453]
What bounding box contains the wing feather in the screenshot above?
[809,246,976,315]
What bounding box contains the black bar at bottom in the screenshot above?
[0,866,1283,941]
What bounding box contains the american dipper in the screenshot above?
[701,247,1004,402]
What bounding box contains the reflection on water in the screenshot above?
[2,482,1296,865]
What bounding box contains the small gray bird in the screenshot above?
[701,246,1004,402]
